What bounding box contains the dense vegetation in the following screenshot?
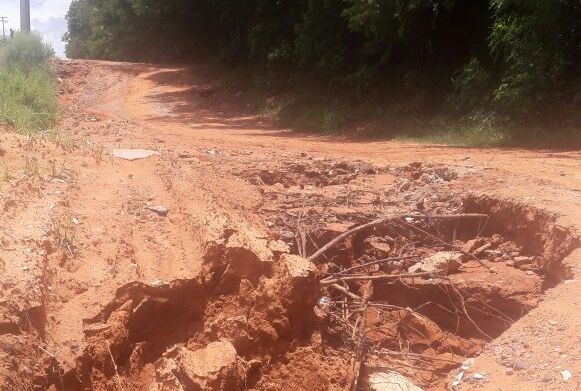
[0,33,57,133]
[64,0,580,143]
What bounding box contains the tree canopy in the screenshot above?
[64,0,580,133]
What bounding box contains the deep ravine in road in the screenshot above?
[0,60,578,391]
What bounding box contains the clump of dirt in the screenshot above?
[237,159,383,188]
[50,229,327,391]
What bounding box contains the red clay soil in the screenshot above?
[0,60,579,391]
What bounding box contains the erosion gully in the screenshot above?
[0,60,578,391]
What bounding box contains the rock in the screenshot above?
[148,205,169,216]
[514,256,533,267]
[155,340,244,391]
[408,251,463,275]
[432,166,458,181]
[461,357,475,371]
[473,243,492,256]
[82,322,111,337]
[463,238,486,253]
[472,373,485,381]
[561,370,572,382]
[282,254,316,279]
[363,236,392,257]
[179,341,243,390]
[202,231,274,290]
[112,148,159,160]
[268,240,290,254]
[155,349,185,391]
[483,249,502,258]
[368,371,424,391]
[396,178,411,192]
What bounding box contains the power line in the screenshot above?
[0,16,7,40]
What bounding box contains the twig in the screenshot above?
[309,216,393,262]
[374,349,463,364]
[329,284,364,301]
[348,281,373,391]
[108,344,125,391]
[331,255,419,276]
[447,282,493,341]
[322,271,436,286]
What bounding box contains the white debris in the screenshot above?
[318,296,332,308]
[148,205,169,216]
[112,148,159,160]
[369,371,424,391]
[408,251,464,275]
[473,373,485,380]
[461,358,475,371]
[561,370,572,382]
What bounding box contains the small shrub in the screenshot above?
[1,32,54,74]
[0,33,57,133]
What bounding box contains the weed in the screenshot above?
[0,159,12,182]
[45,128,82,151]
[50,214,79,258]
[48,159,72,181]
[24,156,40,177]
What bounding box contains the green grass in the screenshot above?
[0,33,57,134]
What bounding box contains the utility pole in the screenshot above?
[0,17,7,40]
[20,0,30,32]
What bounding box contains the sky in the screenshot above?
[0,0,72,57]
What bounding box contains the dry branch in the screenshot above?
[329,283,364,301]
[308,213,488,262]
[332,255,419,276]
[322,271,436,286]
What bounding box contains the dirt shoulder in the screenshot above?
[0,60,578,391]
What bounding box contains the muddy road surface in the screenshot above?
[0,60,579,391]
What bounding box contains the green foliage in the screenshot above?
[0,33,57,134]
[1,32,54,73]
[64,0,581,139]
[489,0,581,117]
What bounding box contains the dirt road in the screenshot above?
[0,60,579,391]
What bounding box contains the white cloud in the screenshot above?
[0,0,72,57]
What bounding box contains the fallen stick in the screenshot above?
[447,282,493,341]
[322,271,436,286]
[329,283,364,301]
[348,281,373,391]
[108,344,125,391]
[331,255,419,276]
[374,349,463,364]
[307,213,488,262]
[472,243,492,257]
